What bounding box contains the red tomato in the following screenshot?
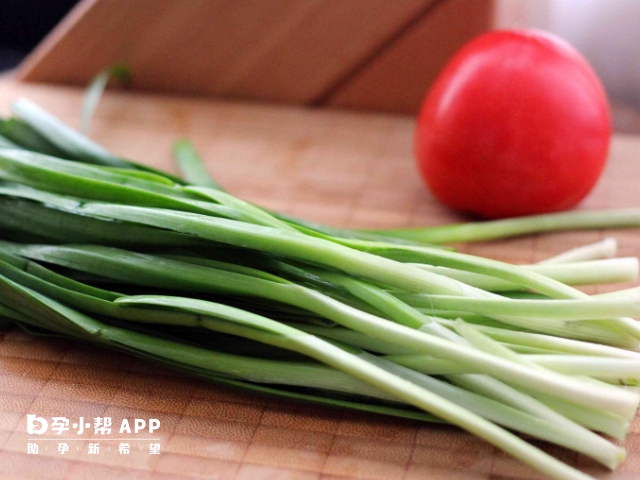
[414,30,611,219]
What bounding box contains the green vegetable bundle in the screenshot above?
[3,97,640,480]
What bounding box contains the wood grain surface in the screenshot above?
[0,78,640,479]
[323,0,493,114]
[16,0,493,114]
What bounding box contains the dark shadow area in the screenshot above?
[0,0,80,70]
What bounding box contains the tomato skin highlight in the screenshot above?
[415,30,611,219]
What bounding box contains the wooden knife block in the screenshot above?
[16,0,494,114]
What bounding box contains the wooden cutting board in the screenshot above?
[0,78,639,480]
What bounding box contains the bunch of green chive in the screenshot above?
[1,84,640,480]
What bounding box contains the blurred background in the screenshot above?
[1,0,638,132]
